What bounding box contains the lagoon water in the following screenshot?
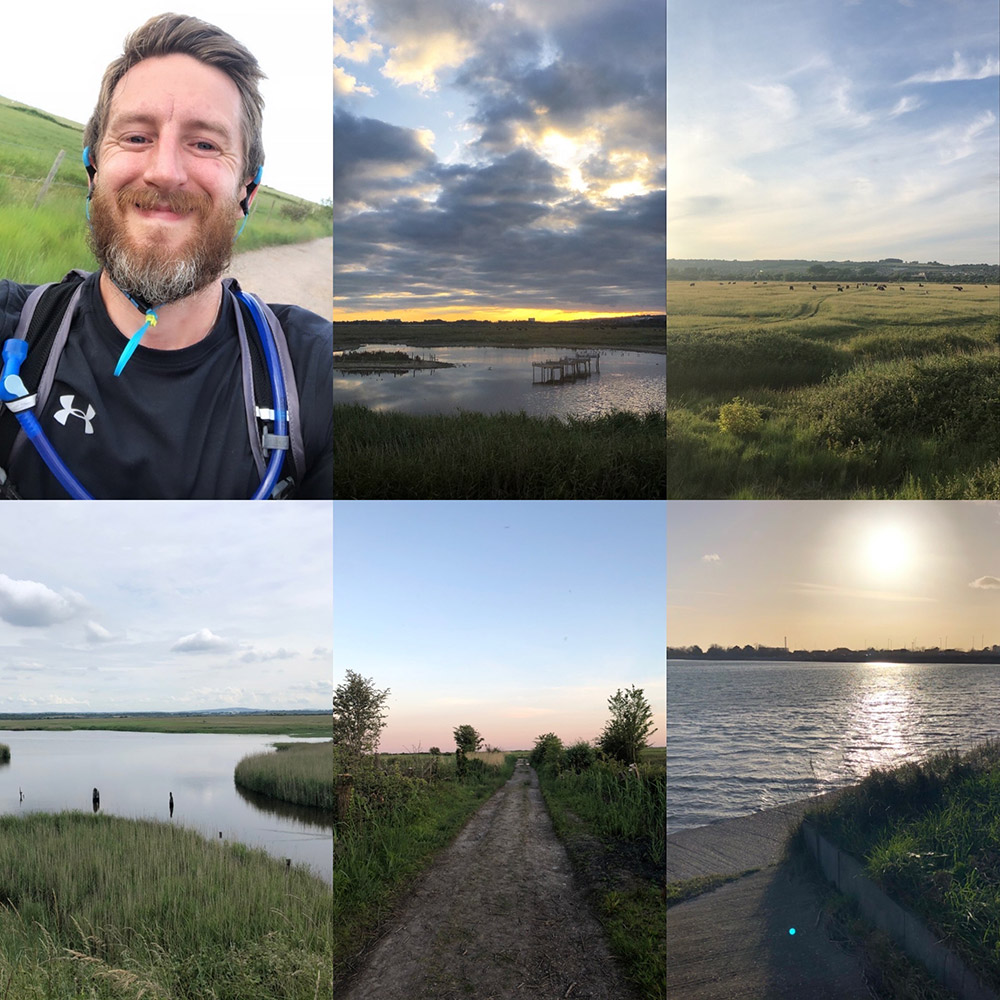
[333,343,665,418]
[0,730,332,884]
[667,659,1000,835]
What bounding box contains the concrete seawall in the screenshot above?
[801,821,999,1000]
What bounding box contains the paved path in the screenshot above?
[227,237,331,319]
[667,795,874,999]
[343,762,639,1000]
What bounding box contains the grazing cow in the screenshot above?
[812,285,818,290]
[919,283,924,287]
[689,282,695,286]
[900,287,905,291]
[953,286,963,291]
[837,286,843,292]
[789,285,794,290]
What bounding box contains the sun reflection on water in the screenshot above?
[842,665,917,778]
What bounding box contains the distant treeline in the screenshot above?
[667,259,999,284]
[667,646,1000,664]
[335,315,665,326]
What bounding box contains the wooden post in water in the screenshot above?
[92,787,100,813]
[336,774,353,821]
[34,150,66,209]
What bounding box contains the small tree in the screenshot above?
[564,740,596,773]
[529,732,564,773]
[429,747,441,756]
[596,685,657,765]
[332,670,390,765]
[453,724,484,754]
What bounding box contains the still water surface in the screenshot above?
[0,731,332,883]
[667,660,1000,835]
[333,343,665,418]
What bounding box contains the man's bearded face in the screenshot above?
[88,182,239,306]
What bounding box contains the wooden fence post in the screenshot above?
[34,150,66,209]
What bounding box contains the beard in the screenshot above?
[88,184,238,306]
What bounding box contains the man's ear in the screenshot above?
[239,165,263,216]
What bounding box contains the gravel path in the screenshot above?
[343,761,640,1000]
[227,236,331,319]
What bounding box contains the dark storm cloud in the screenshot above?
[333,0,665,313]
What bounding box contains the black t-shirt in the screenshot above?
[0,271,331,498]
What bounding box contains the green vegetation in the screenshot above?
[333,404,666,499]
[333,319,665,352]
[533,740,666,1000]
[0,95,330,285]
[801,740,1000,992]
[0,713,331,738]
[666,281,1000,497]
[0,743,9,763]
[332,748,514,989]
[0,811,331,1000]
[235,742,334,810]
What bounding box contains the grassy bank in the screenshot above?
[333,404,666,499]
[0,811,331,1000]
[536,747,666,1000]
[0,713,331,738]
[666,281,1000,497]
[333,319,666,352]
[235,742,334,810]
[800,740,1000,994]
[0,95,330,285]
[333,750,514,989]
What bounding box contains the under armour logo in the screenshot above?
[53,395,96,435]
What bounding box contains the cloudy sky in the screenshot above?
[0,503,332,713]
[0,1,331,203]
[333,0,666,320]
[667,501,1000,652]
[667,0,1000,263]
[334,501,665,754]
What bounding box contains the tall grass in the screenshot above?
[803,740,1000,991]
[0,811,332,1000]
[0,743,9,763]
[333,751,514,987]
[0,713,331,737]
[333,404,666,499]
[235,742,334,810]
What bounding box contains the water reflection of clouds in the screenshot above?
[333,344,665,419]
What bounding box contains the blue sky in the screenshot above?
[333,501,666,753]
[667,0,1000,263]
[0,1,331,203]
[666,501,1000,652]
[333,0,666,319]
[0,504,332,713]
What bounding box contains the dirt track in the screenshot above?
[342,761,640,1000]
[226,236,331,319]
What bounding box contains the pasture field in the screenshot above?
[235,742,334,810]
[667,280,1000,498]
[0,713,331,738]
[0,95,331,286]
[0,811,332,1000]
[333,404,666,499]
[332,749,515,987]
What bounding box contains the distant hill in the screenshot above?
[667,258,999,283]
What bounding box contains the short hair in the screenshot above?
[83,13,266,181]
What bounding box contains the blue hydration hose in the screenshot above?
[1,340,94,498]
[236,291,288,500]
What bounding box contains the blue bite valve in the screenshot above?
[1,339,29,401]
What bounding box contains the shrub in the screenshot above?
[564,741,596,773]
[530,733,564,774]
[718,397,764,435]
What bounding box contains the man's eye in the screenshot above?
[195,141,218,152]
[125,136,148,145]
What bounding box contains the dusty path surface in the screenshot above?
[342,761,641,1000]
[226,237,331,319]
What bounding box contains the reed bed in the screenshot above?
[333,404,666,499]
[234,742,334,810]
[0,743,9,763]
[0,811,332,1000]
[803,740,1000,991]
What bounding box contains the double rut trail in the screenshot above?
[342,761,640,1000]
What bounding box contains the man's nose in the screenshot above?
[142,136,187,189]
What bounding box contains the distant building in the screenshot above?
[383,318,402,324]
[527,317,536,323]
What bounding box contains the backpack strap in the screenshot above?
[224,279,304,496]
[1,271,89,471]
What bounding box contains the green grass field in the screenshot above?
[0,713,331,738]
[0,812,332,1000]
[667,280,1000,498]
[0,95,331,285]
